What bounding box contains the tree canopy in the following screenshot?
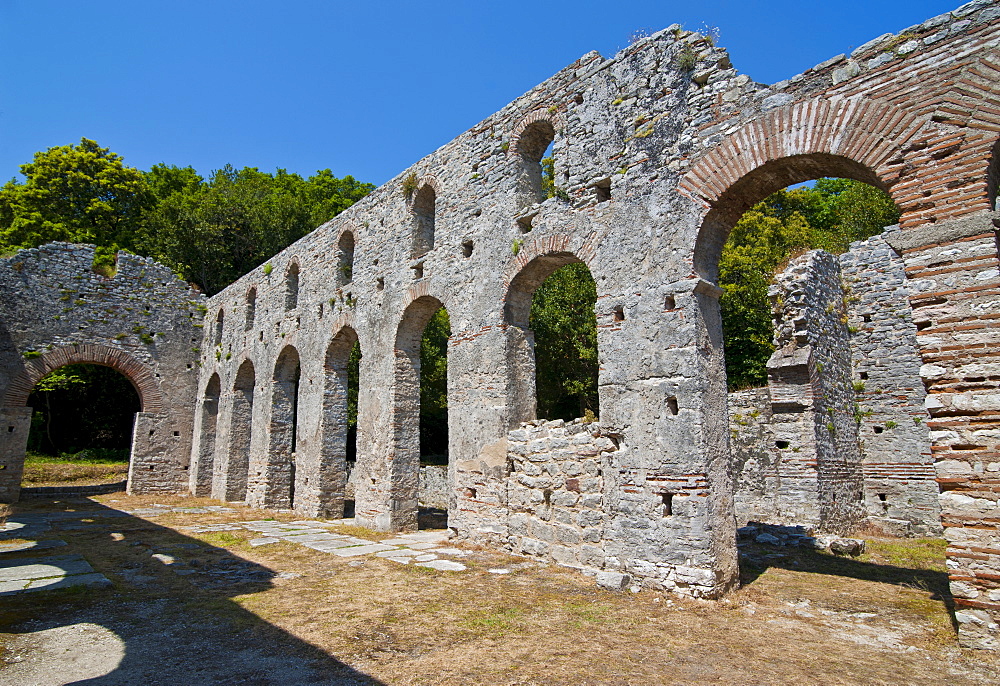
[0,138,375,295]
[720,179,900,389]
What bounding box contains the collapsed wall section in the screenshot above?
[841,229,940,536]
[0,243,204,500]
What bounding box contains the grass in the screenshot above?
[20,453,129,487]
[2,493,1000,684]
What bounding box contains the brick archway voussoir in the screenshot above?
[679,96,925,209]
[3,344,164,412]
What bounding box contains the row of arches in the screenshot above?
[194,249,601,520]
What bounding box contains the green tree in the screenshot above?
[0,138,151,253]
[420,308,451,462]
[720,179,900,389]
[530,263,599,421]
[138,164,374,294]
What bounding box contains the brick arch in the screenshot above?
[407,175,442,209]
[504,234,598,292]
[509,108,565,158]
[3,344,163,412]
[679,96,923,213]
[682,96,928,282]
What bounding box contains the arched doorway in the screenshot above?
[504,251,597,424]
[383,295,449,532]
[0,344,165,502]
[20,364,140,490]
[322,326,360,518]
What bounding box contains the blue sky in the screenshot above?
[1,0,962,186]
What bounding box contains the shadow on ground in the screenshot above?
[0,497,384,685]
[738,524,957,631]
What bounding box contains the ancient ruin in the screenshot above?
[1,1,998,649]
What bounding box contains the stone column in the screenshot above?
[0,407,32,503]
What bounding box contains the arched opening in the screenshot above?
[504,252,598,423]
[271,345,301,509]
[245,288,256,331]
[392,296,449,530]
[720,177,901,389]
[193,373,221,496]
[223,359,255,502]
[412,185,436,258]
[337,231,355,286]
[214,309,225,347]
[516,118,556,207]
[21,364,140,491]
[285,262,300,311]
[694,155,932,541]
[420,308,451,463]
[323,327,360,518]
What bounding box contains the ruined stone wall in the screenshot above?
[730,250,863,532]
[188,1,1000,644]
[730,233,940,537]
[0,243,204,500]
[841,229,941,536]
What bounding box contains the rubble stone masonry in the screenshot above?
[1,0,998,648]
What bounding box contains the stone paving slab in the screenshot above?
[250,537,281,547]
[418,559,467,571]
[0,539,67,554]
[18,572,113,593]
[330,544,397,557]
[0,555,97,582]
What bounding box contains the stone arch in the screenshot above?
[503,249,591,425]
[691,152,893,283]
[269,345,301,509]
[688,144,910,535]
[285,260,300,311]
[387,293,448,531]
[337,228,356,287]
[411,180,438,258]
[222,358,255,502]
[3,344,164,412]
[191,373,221,496]
[510,109,562,206]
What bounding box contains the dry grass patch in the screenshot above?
[4,494,1000,684]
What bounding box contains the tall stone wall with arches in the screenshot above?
[66,0,993,648]
[0,243,204,500]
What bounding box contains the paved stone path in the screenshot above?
[0,503,470,596]
[0,519,112,595]
[183,518,470,571]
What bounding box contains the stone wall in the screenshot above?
[841,229,941,536]
[730,235,941,537]
[163,1,997,645]
[0,243,204,500]
[730,250,864,533]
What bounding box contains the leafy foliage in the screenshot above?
[0,138,150,252]
[27,364,140,456]
[420,308,451,462]
[0,139,374,295]
[530,263,599,421]
[720,179,900,389]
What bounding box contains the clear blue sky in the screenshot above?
[1,0,962,187]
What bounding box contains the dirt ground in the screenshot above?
[2,493,999,685]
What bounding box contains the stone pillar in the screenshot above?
[764,251,865,533]
[128,412,186,494]
[0,407,32,503]
[886,212,1000,650]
